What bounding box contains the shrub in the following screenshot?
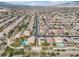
[42,46,48,50]
[50,52,56,56]
[40,50,46,57]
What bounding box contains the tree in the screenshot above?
[56,52,60,55]
[70,54,73,57]
[56,49,61,51]
[50,52,56,56]
[47,52,51,57]
[8,29,14,38]
[42,46,48,50]
[40,50,46,57]
[65,32,69,35]
[62,49,66,52]
[75,54,79,57]
[9,52,13,57]
[41,40,49,46]
[63,39,68,42]
[53,43,56,46]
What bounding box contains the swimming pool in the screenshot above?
[56,42,65,47]
[21,40,28,45]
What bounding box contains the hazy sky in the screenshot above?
[3,1,67,6]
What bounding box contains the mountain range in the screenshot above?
[0,1,79,8]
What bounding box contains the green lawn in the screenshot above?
[13,49,25,55]
[1,46,14,56]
